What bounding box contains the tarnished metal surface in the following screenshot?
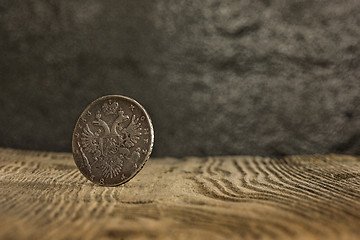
[72,95,154,186]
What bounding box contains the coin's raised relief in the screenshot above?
[72,95,154,186]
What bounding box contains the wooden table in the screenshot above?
[0,148,359,240]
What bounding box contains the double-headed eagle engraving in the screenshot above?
[79,101,142,178]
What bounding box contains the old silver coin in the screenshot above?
[72,95,154,186]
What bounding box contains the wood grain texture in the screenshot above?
[0,148,359,240]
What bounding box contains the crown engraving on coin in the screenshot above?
[72,95,154,186]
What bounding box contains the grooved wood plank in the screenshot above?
[0,148,359,240]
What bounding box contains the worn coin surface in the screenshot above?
[72,95,154,186]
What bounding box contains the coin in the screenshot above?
[72,95,154,186]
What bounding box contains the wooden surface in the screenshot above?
[0,148,359,240]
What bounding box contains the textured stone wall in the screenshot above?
[0,0,359,157]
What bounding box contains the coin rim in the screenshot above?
[72,95,154,187]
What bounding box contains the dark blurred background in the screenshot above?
[0,0,359,157]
